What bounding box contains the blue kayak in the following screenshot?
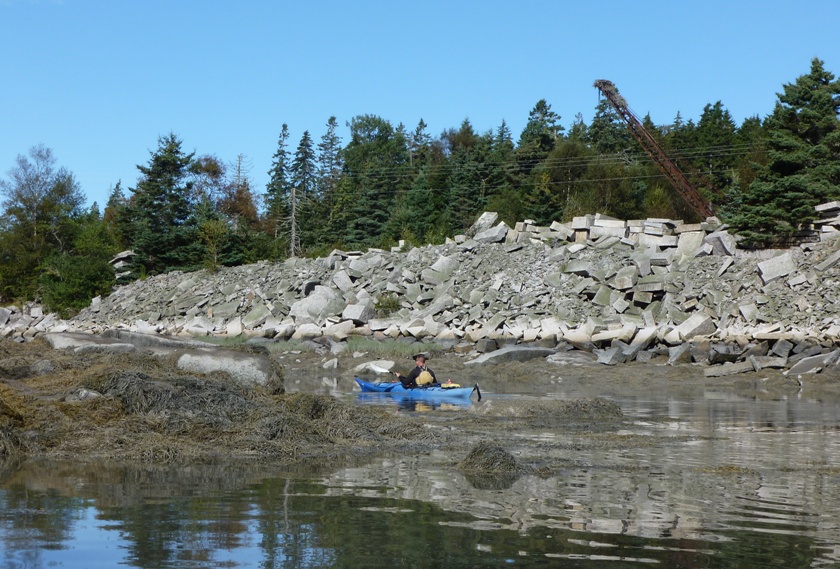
[354,378,481,401]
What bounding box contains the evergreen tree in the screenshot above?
[529,137,591,223]
[265,124,291,241]
[123,133,200,275]
[692,101,738,193]
[514,98,564,210]
[567,113,588,145]
[444,121,495,230]
[338,115,410,247]
[103,181,127,250]
[731,115,768,192]
[482,120,520,223]
[518,99,563,157]
[409,118,432,168]
[732,58,840,246]
[486,120,516,203]
[396,165,449,245]
[588,99,630,155]
[663,111,691,155]
[397,130,451,244]
[639,113,667,154]
[39,205,118,316]
[290,131,317,254]
[316,117,343,249]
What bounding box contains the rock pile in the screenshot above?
[3,207,840,375]
[815,201,840,238]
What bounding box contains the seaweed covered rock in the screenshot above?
[0,385,24,459]
[0,338,441,464]
[456,441,521,490]
[102,371,257,433]
[457,441,519,474]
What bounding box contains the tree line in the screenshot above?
[1,58,838,316]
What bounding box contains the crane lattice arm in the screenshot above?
[593,79,713,219]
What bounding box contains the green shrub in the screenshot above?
[39,253,115,318]
[374,293,400,317]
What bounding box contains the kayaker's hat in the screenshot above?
[411,353,428,361]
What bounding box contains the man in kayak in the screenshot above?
[394,353,439,388]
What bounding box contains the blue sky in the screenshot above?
[1,0,838,209]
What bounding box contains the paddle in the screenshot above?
[367,363,402,389]
[472,384,482,401]
[368,363,394,376]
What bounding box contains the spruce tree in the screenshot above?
[518,99,563,157]
[316,117,343,249]
[485,120,521,224]
[588,99,629,155]
[732,58,840,247]
[124,133,199,275]
[690,101,738,194]
[339,115,409,247]
[290,131,317,254]
[567,113,588,144]
[515,99,564,206]
[444,120,495,231]
[265,124,291,241]
[409,118,432,168]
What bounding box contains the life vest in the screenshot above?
[417,370,434,386]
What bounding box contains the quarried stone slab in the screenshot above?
[758,252,797,285]
[704,361,755,377]
[786,349,840,375]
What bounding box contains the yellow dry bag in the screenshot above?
[417,370,434,386]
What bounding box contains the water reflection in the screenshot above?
[2,456,837,568]
[3,383,840,567]
[355,392,473,411]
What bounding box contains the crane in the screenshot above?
[593,79,713,219]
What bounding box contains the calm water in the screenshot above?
[3,376,840,568]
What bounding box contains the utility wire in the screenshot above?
[331,167,740,200]
[330,145,757,186]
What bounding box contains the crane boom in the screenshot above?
[593,79,713,219]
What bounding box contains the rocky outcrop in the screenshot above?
[41,331,281,388]
[4,206,840,375]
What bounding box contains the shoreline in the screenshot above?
[2,209,840,380]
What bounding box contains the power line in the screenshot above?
[333,167,741,200]
[329,143,757,186]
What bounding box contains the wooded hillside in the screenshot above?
[1,59,838,316]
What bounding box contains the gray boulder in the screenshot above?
[470,212,499,235]
[758,252,797,285]
[176,348,281,387]
[74,343,137,355]
[785,349,840,375]
[465,345,555,365]
[342,302,375,324]
[474,222,510,243]
[289,285,347,322]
